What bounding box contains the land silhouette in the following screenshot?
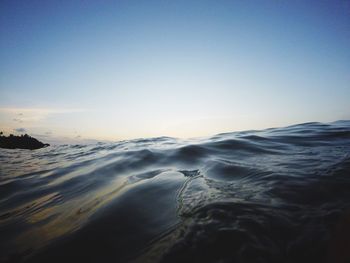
[0,132,49,150]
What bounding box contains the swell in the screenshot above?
[0,120,350,263]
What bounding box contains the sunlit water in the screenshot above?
[1,121,350,263]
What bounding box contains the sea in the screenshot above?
[1,120,350,263]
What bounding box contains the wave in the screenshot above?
[0,120,350,263]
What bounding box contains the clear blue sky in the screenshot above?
[1,0,350,141]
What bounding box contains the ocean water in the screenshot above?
[1,121,350,263]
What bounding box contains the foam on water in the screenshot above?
[1,121,350,263]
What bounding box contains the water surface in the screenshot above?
[1,121,350,263]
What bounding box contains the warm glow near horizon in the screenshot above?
[1,1,350,143]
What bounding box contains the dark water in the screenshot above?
[1,121,350,263]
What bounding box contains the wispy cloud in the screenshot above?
[0,107,86,122]
[0,108,86,113]
[14,128,26,133]
[0,108,88,138]
[13,118,23,123]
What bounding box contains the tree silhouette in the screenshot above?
[0,133,49,150]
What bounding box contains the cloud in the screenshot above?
[0,108,88,142]
[14,128,26,133]
[13,118,23,123]
[0,107,86,122]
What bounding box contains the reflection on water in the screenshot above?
[1,121,350,262]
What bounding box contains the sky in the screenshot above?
[1,0,350,143]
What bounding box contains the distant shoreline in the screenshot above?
[0,133,49,150]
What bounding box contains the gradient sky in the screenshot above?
[1,0,350,142]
